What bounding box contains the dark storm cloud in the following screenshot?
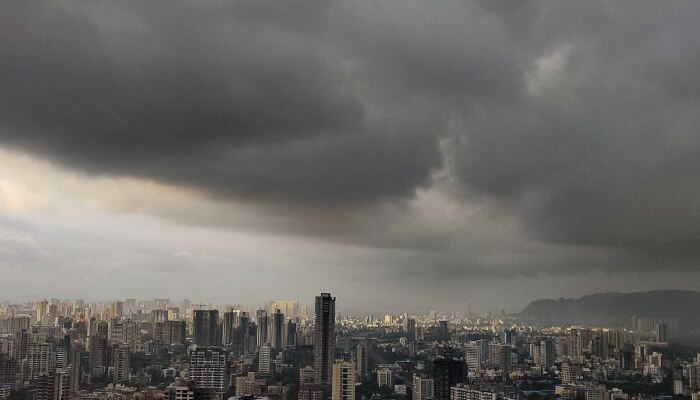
[0,0,443,206]
[2,0,700,274]
[450,2,700,261]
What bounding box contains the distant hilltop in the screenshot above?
[518,289,700,331]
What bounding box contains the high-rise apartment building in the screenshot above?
[222,311,235,346]
[55,336,71,369]
[258,345,271,376]
[412,374,434,400]
[112,344,130,383]
[0,354,18,390]
[231,326,248,356]
[34,371,54,400]
[271,309,285,350]
[433,358,465,400]
[187,347,227,392]
[154,320,187,345]
[14,330,29,361]
[286,320,297,348]
[256,310,269,348]
[109,301,124,318]
[8,317,30,335]
[540,339,555,369]
[96,321,108,339]
[27,343,50,380]
[36,299,48,322]
[331,360,356,400]
[356,342,368,378]
[151,309,168,323]
[489,343,512,374]
[404,318,416,342]
[657,323,668,343]
[108,318,139,344]
[377,368,394,388]
[450,384,497,400]
[69,348,82,393]
[271,300,299,318]
[560,362,581,384]
[88,335,107,371]
[193,310,219,347]
[437,321,449,342]
[235,372,258,397]
[314,293,335,385]
[689,363,700,390]
[466,341,482,372]
[54,368,72,400]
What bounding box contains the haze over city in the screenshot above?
[2,1,700,314]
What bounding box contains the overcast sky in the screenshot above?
[1,1,700,314]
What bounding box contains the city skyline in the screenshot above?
[1,288,697,321]
[0,289,698,400]
[2,2,700,313]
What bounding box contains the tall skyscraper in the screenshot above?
[108,319,124,344]
[15,330,29,361]
[222,311,236,346]
[271,309,284,350]
[232,312,250,356]
[404,318,416,342]
[256,310,269,348]
[286,320,297,348]
[112,344,130,383]
[657,323,668,343]
[96,321,108,339]
[502,329,515,345]
[36,299,48,322]
[673,365,684,395]
[314,293,336,385]
[193,310,220,347]
[46,303,58,323]
[109,301,124,318]
[567,329,584,360]
[489,343,512,374]
[331,360,356,400]
[356,342,368,378]
[437,320,449,341]
[540,339,555,369]
[55,336,71,369]
[69,348,82,393]
[433,358,465,400]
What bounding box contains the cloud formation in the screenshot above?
[1,0,700,307]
